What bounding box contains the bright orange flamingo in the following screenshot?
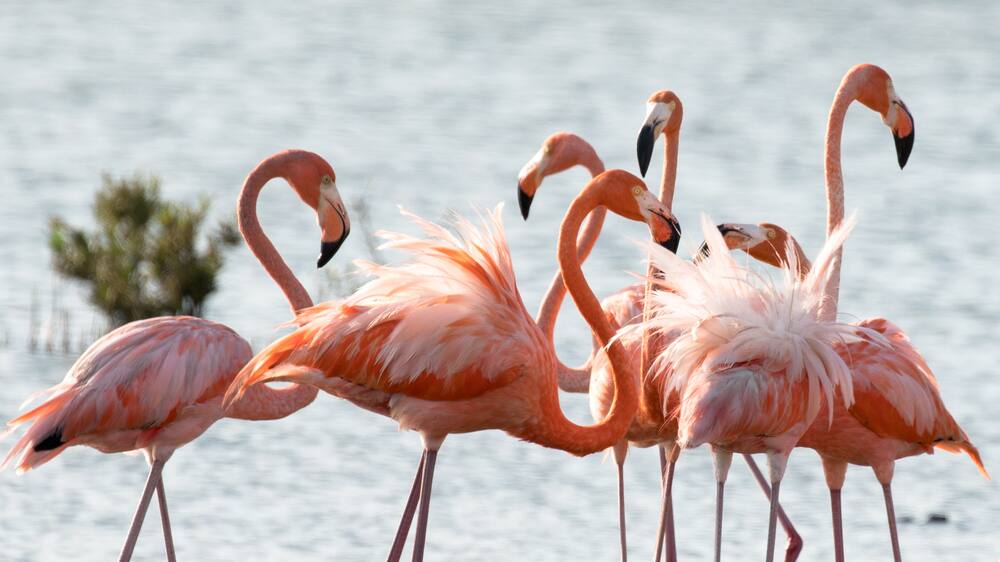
[708,221,988,562]
[225,170,681,562]
[2,150,350,562]
[640,63,925,562]
[520,96,802,562]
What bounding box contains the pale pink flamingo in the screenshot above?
[638,63,925,562]
[225,170,682,562]
[2,150,349,562]
[635,214,879,562]
[519,98,802,561]
[707,219,988,562]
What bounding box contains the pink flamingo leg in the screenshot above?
[155,477,177,562]
[742,454,803,561]
[881,484,902,562]
[411,449,439,562]
[711,448,733,562]
[612,441,629,562]
[765,479,783,562]
[653,445,678,562]
[615,460,628,561]
[830,489,845,562]
[386,452,426,562]
[118,458,167,562]
[764,452,790,562]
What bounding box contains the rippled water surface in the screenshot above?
[1,1,998,560]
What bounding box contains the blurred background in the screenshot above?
[1,1,997,560]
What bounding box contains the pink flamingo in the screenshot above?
[225,170,682,562]
[636,214,876,562]
[640,63,926,562]
[2,150,349,562]
[519,98,802,561]
[709,222,987,562]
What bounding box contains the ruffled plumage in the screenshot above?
[622,214,888,446]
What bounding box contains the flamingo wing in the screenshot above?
[840,317,987,476]
[229,205,551,403]
[4,316,251,471]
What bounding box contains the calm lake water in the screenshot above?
[1,1,997,560]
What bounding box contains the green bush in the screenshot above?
[49,173,239,326]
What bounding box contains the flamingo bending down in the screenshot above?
[2,150,350,561]
[225,170,682,562]
[707,220,988,561]
[519,97,801,562]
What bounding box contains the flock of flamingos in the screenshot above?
[1,63,990,562]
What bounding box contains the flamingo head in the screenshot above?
[517,132,603,220]
[853,64,915,169]
[590,169,682,253]
[282,151,351,268]
[636,90,683,177]
[698,222,809,275]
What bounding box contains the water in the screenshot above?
[1,1,998,560]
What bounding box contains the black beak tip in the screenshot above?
[636,125,655,178]
[657,218,682,254]
[317,234,348,268]
[695,241,711,261]
[894,130,914,169]
[518,187,533,220]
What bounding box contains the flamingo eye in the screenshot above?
[766,229,776,239]
[322,175,333,185]
[632,186,642,196]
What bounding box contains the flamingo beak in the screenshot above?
[892,101,915,169]
[637,124,656,178]
[517,184,534,220]
[317,195,351,268]
[696,223,763,260]
[318,232,348,268]
[650,211,682,253]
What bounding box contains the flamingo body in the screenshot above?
[231,208,557,442]
[4,317,250,472]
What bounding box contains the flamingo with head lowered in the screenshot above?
[2,150,350,562]
[705,218,988,562]
[225,170,681,562]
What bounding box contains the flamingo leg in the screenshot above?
[711,448,733,562]
[764,452,790,562]
[386,452,426,562]
[118,458,167,562]
[652,444,678,562]
[613,441,630,562]
[411,449,438,562]
[830,488,844,562]
[742,454,803,562]
[881,483,902,562]
[155,476,177,562]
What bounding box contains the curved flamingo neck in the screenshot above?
[534,151,605,393]
[233,153,320,417]
[530,187,638,454]
[237,154,314,314]
[819,71,864,321]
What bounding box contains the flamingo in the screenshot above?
[2,150,350,562]
[224,169,682,562]
[634,214,881,562]
[639,63,923,562]
[518,98,802,562]
[707,220,989,561]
